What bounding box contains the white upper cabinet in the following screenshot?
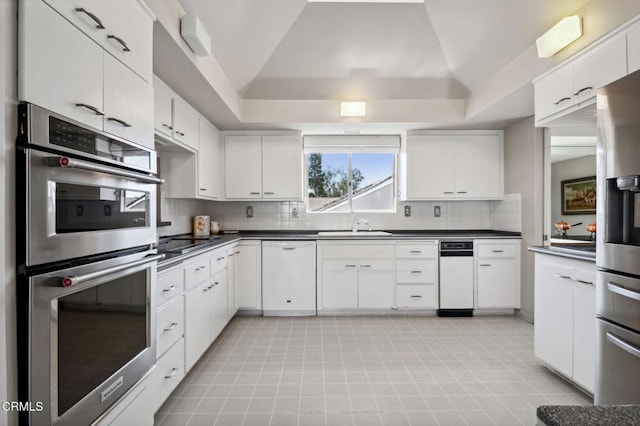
[19,0,104,130]
[198,119,223,200]
[19,0,154,148]
[42,0,153,82]
[225,135,263,199]
[262,135,302,200]
[225,134,303,201]
[103,54,153,149]
[172,98,199,151]
[154,82,174,138]
[153,77,200,151]
[403,132,503,200]
[628,19,640,74]
[534,31,627,125]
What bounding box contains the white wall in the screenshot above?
[551,155,597,236]
[1,1,17,424]
[503,117,544,323]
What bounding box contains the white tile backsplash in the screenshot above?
[489,193,522,232]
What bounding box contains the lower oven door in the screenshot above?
[24,147,158,266]
[595,318,640,405]
[596,269,640,331]
[25,251,159,425]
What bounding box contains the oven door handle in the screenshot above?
[61,254,165,287]
[607,332,640,359]
[51,156,164,184]
[608,282,640,302]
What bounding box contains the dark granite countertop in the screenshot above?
[158,229,521,270]
[528,245,596,262]
[537,405,640,425]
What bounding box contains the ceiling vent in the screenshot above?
[181,15,211,57]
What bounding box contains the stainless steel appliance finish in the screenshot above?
[438,241,474,317]
[23,250,160,425]
[595,69,640,404]
[18,103,160,266]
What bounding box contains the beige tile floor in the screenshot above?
[155,315,592,426]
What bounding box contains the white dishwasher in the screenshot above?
[438,241,474,317]
[262,241,317,316]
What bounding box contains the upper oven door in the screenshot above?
[26,148,158,266]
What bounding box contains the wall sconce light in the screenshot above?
[340,101,366,117]
[536,15,582,58]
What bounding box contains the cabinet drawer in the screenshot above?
[184,256,211,290]
[152,337,185,412]
[477,243,517,258]
[157,295,184,358]
[396,260,437,284]
[211,249,228,276]
[320,244,394,259]
[157,267,184,307]
[397,284,437,308]
[395,243,437,258]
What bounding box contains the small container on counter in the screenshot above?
[193,215,210,236]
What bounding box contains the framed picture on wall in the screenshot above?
[561,176,596,215]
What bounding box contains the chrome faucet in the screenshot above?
[352,218,371,232]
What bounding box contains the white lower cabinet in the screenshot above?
[96,374,153,426]
[156,295,184,358]
[395,241,438,310]
[226,247,238,320]
[534,253,596,392]
[235,242,262,312]
[150,338,185,413]
[185,280,211,371]
[474,240,521,309]
[209,269,228,342]
[358,260,395,308]
[321,260,358,309]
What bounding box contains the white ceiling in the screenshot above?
[172,0,609,130]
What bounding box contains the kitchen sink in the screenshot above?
[317,231,392,237]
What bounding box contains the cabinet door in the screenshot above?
[321,260,358,309]
[572,33,627,104]
[185,281,211,371]
[235,244,262,310]
[209,270,228,342]
[534,65,574,120]
[225,136,263,199]
[103,54,153,149]
[262,135,302,200]
[476,259,516,308]
[19,0,104,130]
[154,81,173,138]
[405,136,455,199]
[454,135,502,199]
[534,257,573,377]
[573,280,596,392]
[198,119,223,199]
[358,260,395,308]
[226,248,237,320]
[172,98,199,150]
[629,20,640,74]
[92,0,153,82]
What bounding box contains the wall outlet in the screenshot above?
[404,205,411,217]
[434,205,441,217]
[291,206,299,219]
[246,206,253,218]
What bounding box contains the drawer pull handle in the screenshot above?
[162,285,177,293]
[410,295,422,299]
[345,264,357,268]
[410,270,422,274]
[249,192,261,195]
[164,368,179,379]
[608,282,640,301]
[283,247,296,251]
[607,332,640,359]
[163,322,178,332]
[479,264,491,267]
[360,265,371,268]
[554,97,571,106]
[264,192,275,195]
[409,250,422,254]
[162,123,173,130]
[572,278,593,286]
[492,250,504,253]
[107,117,132,127]
[106,34,131,52]
[554,273,571,279]
[574,86,593,96]
[456,191,467,194]
[75,103,104,115]
[74,8,105,29]
[228,253,235,257]
[443,191,454,194]
[216,257,225,261]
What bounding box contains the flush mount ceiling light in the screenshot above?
[340,101,366,117]
[308,0,423,2]
[181,15,211,57]
[536,15,582,58]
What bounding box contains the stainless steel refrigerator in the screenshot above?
[595,68,640,404]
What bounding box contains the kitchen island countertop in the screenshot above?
[528,245,596,262]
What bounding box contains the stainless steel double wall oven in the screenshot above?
[595,69,640,404]
[16,104,162,425]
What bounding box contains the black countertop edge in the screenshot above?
[158,230,521,269]
[528,245,596,262]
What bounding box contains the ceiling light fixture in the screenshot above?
[340,101,366,117]
[536,15,582,58]
[308,0,423,3]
